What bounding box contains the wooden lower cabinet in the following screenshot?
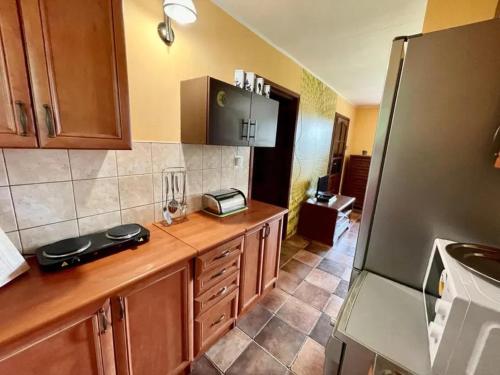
[112,261,193,375]
[261,218,283,294]
[239,216,284,314]
[239,226,264,313]
[0,301,114,375]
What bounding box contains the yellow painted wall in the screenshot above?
[349,106,379,156]
[423,0,499,32]
[287,71,338,237]
[123,0,302,141]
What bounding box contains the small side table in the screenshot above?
[297,195,356,246]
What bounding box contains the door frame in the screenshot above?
[328,112,350,193]
[248,78,300,238]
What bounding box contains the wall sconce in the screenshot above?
[158,0,197,46]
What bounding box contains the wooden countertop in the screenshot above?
[0,200,286,354]
[157,200,288,253]
[0,225,197,352]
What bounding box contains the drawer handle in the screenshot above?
[210,286,228,300]
[212,268,227,279]
[211,314,225,327]
[214,250,231,260]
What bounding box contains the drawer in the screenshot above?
[196,236,243,275]
[194,289,238,355]
[194,270,239,317]
[195,256,240,296]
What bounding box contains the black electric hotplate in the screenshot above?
[36,223,150,271]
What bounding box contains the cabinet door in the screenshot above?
[112,261,192,375]
[239,225,264,313]
[208,78,251,146]
[249,93,279,147]
[0,1,37,148]
[261,218,283,293]
[0,301,114,375]
[19,0,131,149]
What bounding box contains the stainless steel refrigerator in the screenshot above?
[354,18,500,290]
[325,18,500,375]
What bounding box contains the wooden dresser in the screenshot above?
[342,155,371,210]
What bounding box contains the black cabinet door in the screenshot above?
[208,78,251,146]
[249,93,279,147]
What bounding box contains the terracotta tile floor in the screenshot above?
[190,213,360,374]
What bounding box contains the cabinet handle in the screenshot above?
[262,223,270,239]
[214,250,231,260]
[249,120,256,140]
[212,268,227,279]
[99,308,111,334]
[241,120,249,140]
[266,224,271,238]
[118,296,125,321]
[210,286,228,300]
[211,314,225,327]
[43,104,56,138]
[15,101,28,136]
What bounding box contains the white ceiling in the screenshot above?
[212,0,427,105]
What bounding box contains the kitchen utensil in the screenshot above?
[168,172,179,214]
[163,175,172,224]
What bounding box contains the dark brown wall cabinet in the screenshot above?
[0,0,131,149]
[181,76,279,147]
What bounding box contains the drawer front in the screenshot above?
[194,290,238,355]
[194,270,239,317]
[196,236,243,275]
[195,256,240,296]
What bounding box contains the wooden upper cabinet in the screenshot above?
[0,301,114,375]
[112,261,192,375]
[0,1,37,148]
[19,0,131,149]
[239,226,264,313]
[261,218,283,294]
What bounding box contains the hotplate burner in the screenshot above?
[36,223,150,271]
[42,237,92,259]
[106,224,142,240]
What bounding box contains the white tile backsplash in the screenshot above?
[116,142,152,176]
[11,182,76,229]
[78,211,121,236]
[69,150,117,180]
[221,146,237,168]
[4,149,71,185]
[0,187,17,232]
[119,174,154,209]
[0,142,250,254]
[202,168,221,192]
[202,145,222,169]
[121,204,154,226]
[182,144,202,170]
[73,177,120,217]
[6,231,21,253]
[152,143,180,173]
[20,220,79,254]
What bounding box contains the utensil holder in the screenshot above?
[160,167,187,225]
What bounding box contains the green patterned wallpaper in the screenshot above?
[287,70,338,237]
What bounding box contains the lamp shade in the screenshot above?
[163,0,197,24]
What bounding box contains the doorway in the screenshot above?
[327,113,350,193]
[249,83,300,238]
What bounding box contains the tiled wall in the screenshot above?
[0,142,250,255]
